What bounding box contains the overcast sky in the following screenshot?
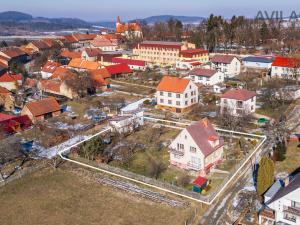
[1,0,299,21]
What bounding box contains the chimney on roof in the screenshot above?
[284,177,289,187]
[117,16,121,24]
[202,118,209,127]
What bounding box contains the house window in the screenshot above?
[176,101,180,106]
[160,91,163,96]
[168,100,172,105]
[185,93,188,98]
[160,99,164,103]
[168,92,172,97]
[176,93,180,98]
[177,143,184,150]
[185,101,188,106]
[190,146,196,153]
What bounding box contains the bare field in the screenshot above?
[0,166,196,225]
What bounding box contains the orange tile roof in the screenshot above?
[0,86,10,95]
[68,58,101,70]
[60,49,82,59]
[39,80,61,93]
[90,36,116,48]
[89,68,111,79]
[51,67,76,80]
[156,76,190,93]
[1,47,27,58]
[42,61,61,73]
[0,73,23,82]
[90,74,107,87]
[24,97,60,117]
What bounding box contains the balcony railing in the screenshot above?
[187,162,201,170]
[170,148,184,156]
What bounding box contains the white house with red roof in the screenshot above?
[0,72,23,91]
[271,56,300,80]
[220,88,256,116]
[90,36,117,51]
[187,68,224,86]
[156,75,199,113]
[169,118,224,175]
[211,55,241,78]
[112,57,147,71]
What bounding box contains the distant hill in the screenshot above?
[136,15,205,24]
[0,11,33,21]
[0,11,91,35]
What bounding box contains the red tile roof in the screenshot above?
[157,75,190,93]
[193,176,208,187]
[24,97,60,117]
[72,33,97,42]
[83,48,102,57]
[180,48,209,57]
[60,49,82,59]
[211,55,236,64]
[221,88,256,101]
[0,114,32,134]
[42,61,61,73]
[51,67,76,80]
[112,57,146,66]
[0,113,15,122]
[1,47,27,58]
[189,68,217,77]
[186,118,223,157]
[90,36,116,48]
[39,80,61,93]
[68,58,101,70]
[0,73,23,82]
[272,56,300,68]
[105,63,133,76]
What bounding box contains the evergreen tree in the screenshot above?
[260,22,269,43]
[257,157,275,195]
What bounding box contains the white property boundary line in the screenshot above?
[58,118,267,205]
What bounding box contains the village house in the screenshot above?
[156,75,199,113]
[50,67,76,81]
[175,60,203,70]
[111,57,147,71]
[187,68,224,86]
[133,41,196,65]
[180,48,209,63]
[81,48,102,62]
[0,86,15,111]
[116,16,143,38]
[0,113,32,135]
[105,63,133,78]
[259,174,300,225]
[169,118,224,175]
[0,47,29,66]
[98,52,122,66]
[41,61,62,79]
[211,55,241,78]
[220,88,256,116]
[26,40,50,52]
[60,49,82,64]
[271,56,300,80]
[89,68,111,90]
[21,97,61,123]
[68,58,101,71]
[38,80,78,99]
[0,72,23,91]
[90,36,118,51]
[242,56,273,70]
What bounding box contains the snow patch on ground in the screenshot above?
[213,193,230,218]
[36,134,91,159]
[242,186,256,192]
[95,92,113,97]
[55,122,87,130]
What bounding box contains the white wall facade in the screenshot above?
[156,80,199,112]
[212,57,241,78]
[271,66,300,80]
[187,71,224,86]
[220,96,256,116]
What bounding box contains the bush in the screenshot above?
[177,175,191,187]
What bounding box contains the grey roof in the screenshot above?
[242,56,273,63]
[267,173,300,205]
[188,68,217,77]
[264,180,282,199]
